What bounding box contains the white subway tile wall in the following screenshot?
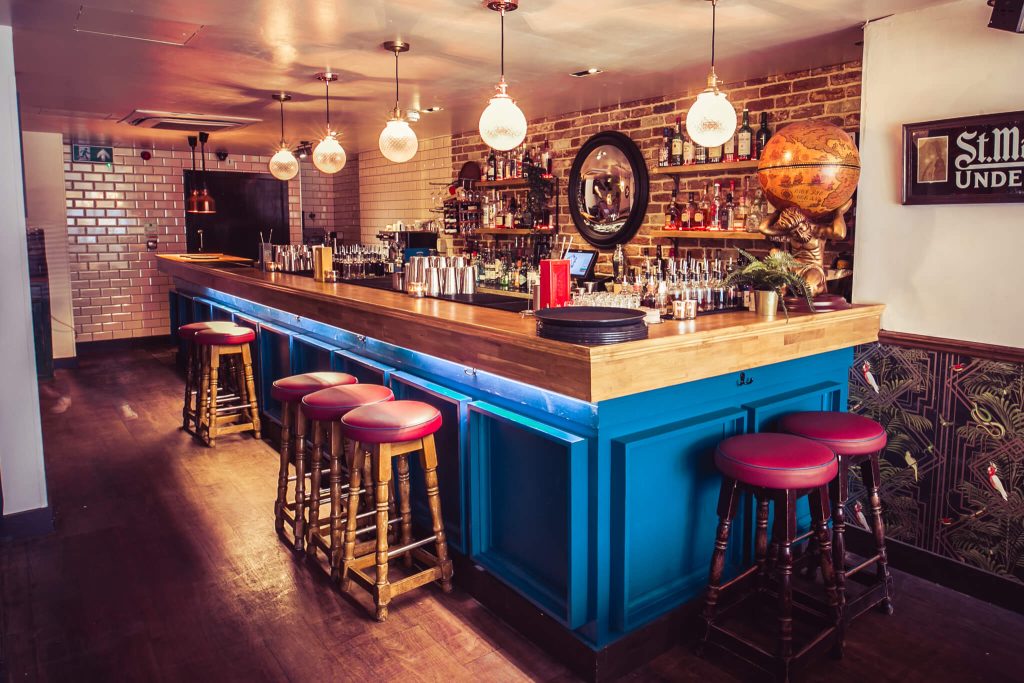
[358,135,452,242]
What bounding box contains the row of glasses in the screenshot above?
[569,291,642,309]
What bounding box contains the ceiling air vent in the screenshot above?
[118,110,261,132]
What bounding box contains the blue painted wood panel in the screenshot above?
[331,349,394,386]
[609,408,747,632]
[470,401,589,629]
[389,371,471,553]
[290,334,334,375]
[257,324,291,421]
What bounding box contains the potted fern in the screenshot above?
[723,249,815,319]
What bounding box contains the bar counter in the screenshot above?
[158,254,882,672]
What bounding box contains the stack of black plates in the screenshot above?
[535,307,648,345]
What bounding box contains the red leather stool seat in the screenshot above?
[271,372,358,403]
[778,411,887,456]
[715,433,837,490]
[178,320,238,340]
[341,400,442,444]
[301,384,394,422]
[193,326,256,346]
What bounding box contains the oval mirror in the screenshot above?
[567,131,649,248]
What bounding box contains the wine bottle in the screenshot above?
[736,108,754,161]
[671,118,684,166]
[756,112,771,159]
[682,130,695,165]
[487,149,497,181]
[659,128,671,167]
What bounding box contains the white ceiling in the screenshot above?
[9,0,957,156]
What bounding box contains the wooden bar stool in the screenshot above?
[300,384,395,572]
[339,400,454,622]
[178,321,238,433]
[700,433,842,683]
[194,326,261,447]
[271,371,358,551]
[778,412,893,620]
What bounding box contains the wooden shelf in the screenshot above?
[651,159,760,177]
[474,228,556,236]
[475,175,556,190]
[649,229,765,240]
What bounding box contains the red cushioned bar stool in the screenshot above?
[300,384,395,572]
[778,412,893,621]
[339,400,454,622]
[271,372,357,551]
[193,326,261,447]
[700,433,843,683]
[179,321,239,433]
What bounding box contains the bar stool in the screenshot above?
[178,321,238,433]
[271,372,358,551]
[778,412,893,619]
[339,400,454,622]
[194,326,261,447]
[300,384,395,572]
[700,433,842,682]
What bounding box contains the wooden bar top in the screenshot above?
[158,255,883,403]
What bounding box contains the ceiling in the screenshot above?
[8,0,956,156]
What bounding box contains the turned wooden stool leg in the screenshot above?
[863,453,895,615]
[206,346,221,447]
[241,344,261,439]
[307,420,324,557]
[421,434,453,591]
[830,457,850,612]
[329,422,344,581]
[362,455,375,512]
[372,444,393,621]
[396,453,413,569]
[182,343,195,430]
[340,443,365,591]
[275,401,293,532]
[809,484,844,658]
[197,345,211,440]
[777,489,797,675]
[700,477,739,651]
[293,406,308,553]
[755,494,770,592]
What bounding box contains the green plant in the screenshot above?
[723,249,815,316]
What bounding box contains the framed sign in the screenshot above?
[902,111,1024,205]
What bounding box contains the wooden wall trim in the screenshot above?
[878,330,1024,364]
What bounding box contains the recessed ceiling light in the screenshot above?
[570,68,603,78]
[419,107,444,114]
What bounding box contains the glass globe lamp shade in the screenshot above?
[268,147,299,181]
[312,133,347,174]
[378,118,418,163]
[479,90,527,152]
[685,88,737,149]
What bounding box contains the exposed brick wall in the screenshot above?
[332,156,361,244]
[358,135,452,243]
[452,61,861,274]
[64,144,302,343]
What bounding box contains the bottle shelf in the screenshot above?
[475,175,556,190]
[474,228,556,236]
[649,229,765,240]
[650,159,760,177]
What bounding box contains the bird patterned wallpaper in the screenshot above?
[848,342,1024,585]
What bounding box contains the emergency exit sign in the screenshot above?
[72,144,113,164]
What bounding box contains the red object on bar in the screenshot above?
[540,259,570,309]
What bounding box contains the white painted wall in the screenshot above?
[0,25,48,515]
[23,131,75,359]
[854,0,1024,348]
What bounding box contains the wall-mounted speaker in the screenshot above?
[989,0,1024,33]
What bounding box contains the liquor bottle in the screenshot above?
[487,149,497,181]
[659,127,671,167]
[667,189,681,229]
[723,131,736,163]
[736,108,754,161]
[755,112,771,159]
[708,142,723,164]
[497,153,506,181]
[709,182,723,230]
[522,146,532,172]
[695,184,709,229]
[724,186,735,230]
[695,140,707,165]
[686,191,697,229]
[541,139,552,176]
[613,244,625,284]
[682,130,695,165]
[671,118,684,166]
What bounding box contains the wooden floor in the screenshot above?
[3,342,1023,682]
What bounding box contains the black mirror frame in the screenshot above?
[567,131,650,249]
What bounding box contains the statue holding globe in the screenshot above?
[755,120,861,310]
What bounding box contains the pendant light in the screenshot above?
[478,1,527,152]
[186,135,201,214]
[685,0,737,149]
[312,72,347,174]
[378,41,418,164]
[194,132,216,214]
[269,93,299,181]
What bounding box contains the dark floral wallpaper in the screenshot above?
[848,342,1024,584]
